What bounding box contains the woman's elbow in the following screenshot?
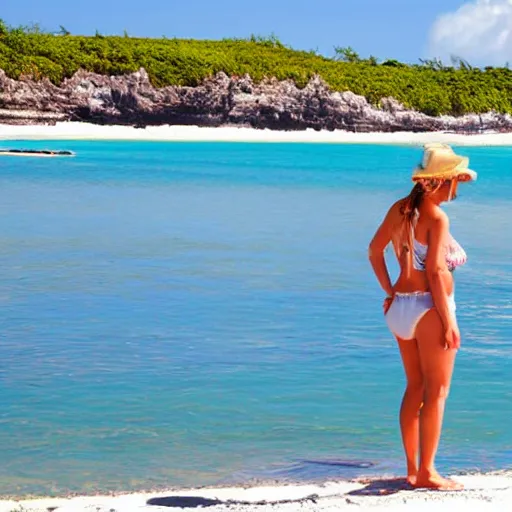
[368,242,382,261]
[426,266,445,283]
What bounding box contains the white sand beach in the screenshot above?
[1,473,511,512]
[2,122,512,146]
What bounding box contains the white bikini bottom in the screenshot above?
[385,291,456,340]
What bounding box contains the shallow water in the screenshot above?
[0,141,511,496]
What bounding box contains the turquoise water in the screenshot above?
[1,141,511,497]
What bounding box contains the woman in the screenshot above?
[368,143,477,490]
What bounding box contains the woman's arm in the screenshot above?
[425,211,456,336]
[368,206,396,297]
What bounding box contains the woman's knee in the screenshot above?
[406,380,424,397]
[424,382,450,401]
[403,381,424,409]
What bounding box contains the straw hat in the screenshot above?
[412,143,477,183]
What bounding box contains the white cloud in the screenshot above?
[429,0,512,66]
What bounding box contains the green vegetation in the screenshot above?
[1,21,512,116]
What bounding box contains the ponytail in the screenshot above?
[398,182,425,275]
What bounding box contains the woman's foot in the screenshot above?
[406,473,417,486]
[406,463,418,486]
[414,469,463,490]
[405,462,418,487]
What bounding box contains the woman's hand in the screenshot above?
[383,294,394,315]
[444,322,461,350]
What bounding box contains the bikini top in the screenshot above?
[411,212,467,272]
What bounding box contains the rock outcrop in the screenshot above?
[1,67,512,132]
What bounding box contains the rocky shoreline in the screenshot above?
[1,68,512,133]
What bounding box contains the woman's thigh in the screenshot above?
[415,309,457,396]
[396,336,423,389]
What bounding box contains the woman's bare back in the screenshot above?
[388,198,453,295]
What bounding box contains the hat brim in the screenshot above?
[456,168,477,182]
[412,161,477,182]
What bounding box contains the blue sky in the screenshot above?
[2,1,508,66]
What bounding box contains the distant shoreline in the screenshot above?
[2,122,512,146]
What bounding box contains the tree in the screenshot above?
[419,57,445,70]
[0,18,8,36]
[450,55,472,71]
[58,25,70,36]
[24,22,43,34]
[382,59,405,67]
[333,46,360,63]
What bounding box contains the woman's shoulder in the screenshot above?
[391,197,409,216]
[420,204,450,233]
[420,203,449,222]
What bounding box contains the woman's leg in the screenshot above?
[414,308,462,490]
[396,337,424,485]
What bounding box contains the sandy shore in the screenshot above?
[2,122,512,146]
[1,473,511,512]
